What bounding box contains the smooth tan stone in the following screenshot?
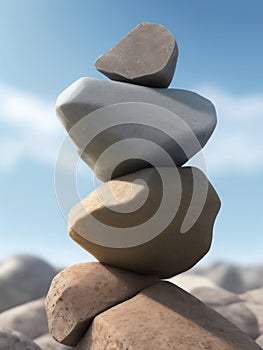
[76,281,261,350]
[45,262,158,346]
[95,22,178,88]
[69,167,220,278]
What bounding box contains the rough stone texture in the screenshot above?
[56,77,217,181]
[76,281,261,350]
[69,167,220,278]
[191,287,259,339]
[45,262,158,346]
[256,334,263,348]
[95,22,178,88]
[34,333,73,350]
[0,328,41,350]
[0,254,56,312]
[0,298,48,339]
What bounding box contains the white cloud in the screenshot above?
[0,83,262,175]
[0,84,64,171]
[194,85,263,174]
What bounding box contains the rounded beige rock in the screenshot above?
[69,166,221,278]
[45,262,158,346]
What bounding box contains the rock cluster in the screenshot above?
[0,255,262,349]
[43,22,260,349]
[0,255,72,350]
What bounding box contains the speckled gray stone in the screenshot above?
[95,22,178,88]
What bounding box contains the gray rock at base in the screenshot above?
[240,288,263,335]
[191,286,241,306]
[240,287,263,305]
[0,328,41,350]
[56,77,217,182]
[191,262,263,293]
[0,254,56,312]
[34,333,73,350]
[191,286,260,339]
[0,298,48,339]
[95,22,178,88]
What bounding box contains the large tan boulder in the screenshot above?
[76,281,261,350]
[95,22,178,88]
[45,262,158,346]
[69,167,220,278]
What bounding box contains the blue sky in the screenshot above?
[0,0,263,267]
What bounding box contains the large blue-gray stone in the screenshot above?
[56,78,216,181]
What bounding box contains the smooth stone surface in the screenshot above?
[0,328,41,350]
[191,286,241,307]
[56,77,217,181]
[69,167,220,278]
[76,281,261,350]
[34,333,73,350]
[0,254,56,312]
[191,262,263,293]
[169,274,217,292]
[240,288,263,333]
[240,287,263,305]
[191,287,259,339]
[0,298,48,339]
[95,22,178,88]
[45,262,158,346]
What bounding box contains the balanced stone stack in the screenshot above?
[46,23,261,349]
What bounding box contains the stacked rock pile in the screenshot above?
[45,23,261,349]
[1,255,263,349]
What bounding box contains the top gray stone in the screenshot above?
[95,22,178,88]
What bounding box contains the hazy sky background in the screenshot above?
[0,0,262,267]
